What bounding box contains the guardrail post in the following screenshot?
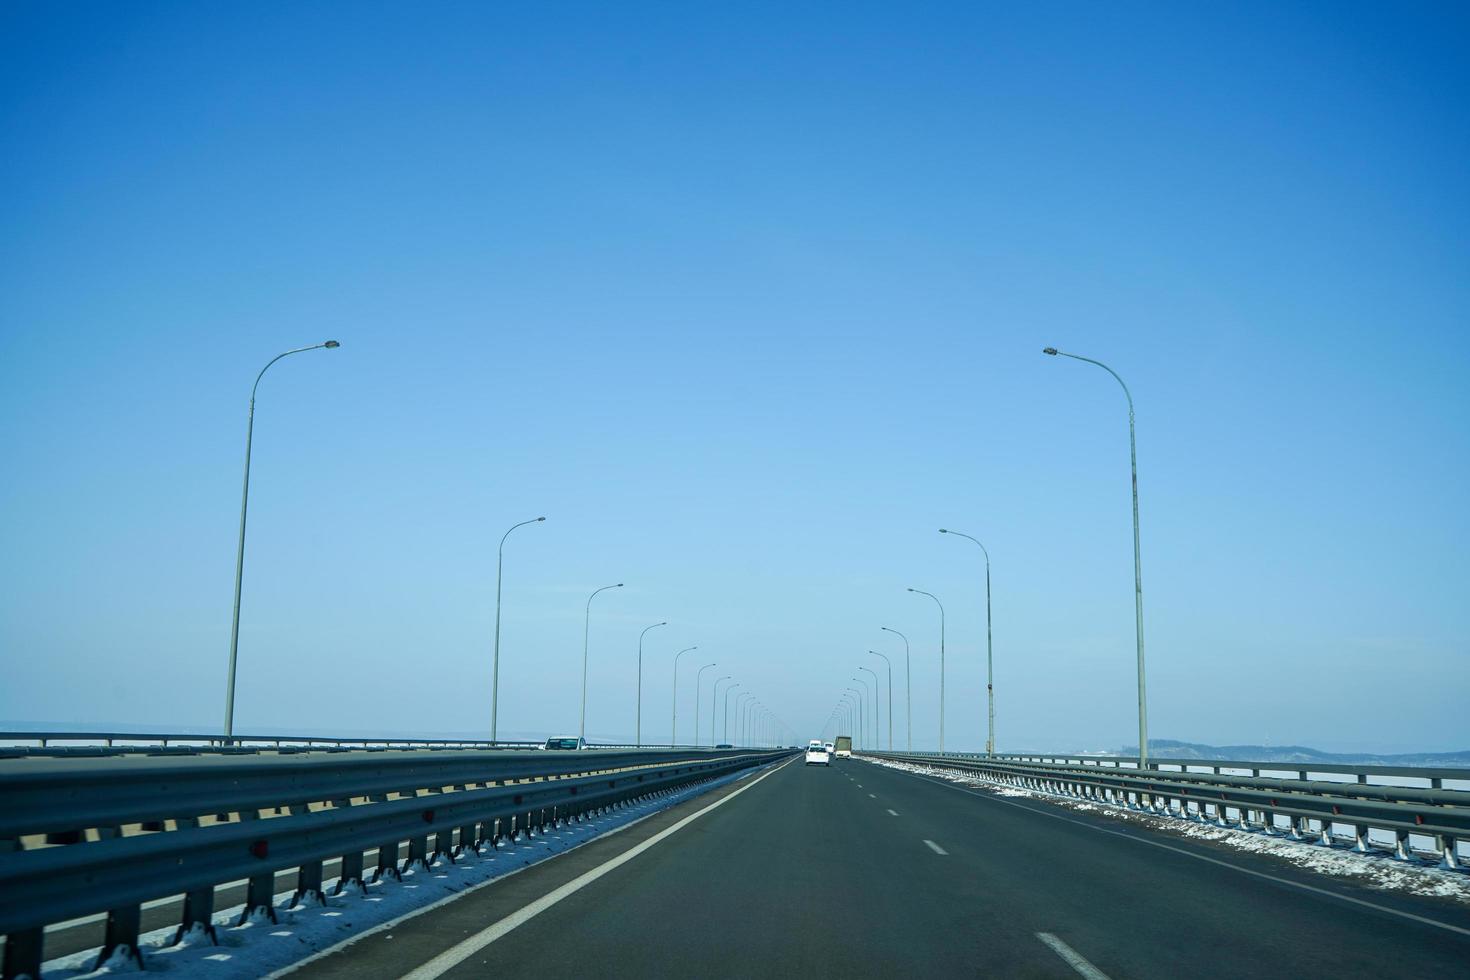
[375,840,402,882]
[242,870,280,921]
[171,886,217,946]
[291,859,326,907]
[1352,825,1371,854]
[2,927,43,980]
[430,823,456,864]
[1440,834,1461,870]
[95,904,144,971]
[456,818,479,856]
[167,816,218,946]
[405,833,430,872]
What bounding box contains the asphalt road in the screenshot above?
[290,756,1470,979]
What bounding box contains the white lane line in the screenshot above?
[394,758,796,979]
[923,839,948,855]
[886,809,900,816]
[856,784,863,788]
[868,793,877,798]
[1037,933,1113,980]
[891,767,1470,940]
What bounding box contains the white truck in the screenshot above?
[833,735,853,758]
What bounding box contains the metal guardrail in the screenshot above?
[0,731,700,758]
[0,746,793,978]
[869,751,1470,870]
[967,750,1470,788]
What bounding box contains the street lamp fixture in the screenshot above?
[880,626,911,751]
[940,528,995,756]
[490,516,546,741]
[908,588,946,753]
[223,340,341,740]
[1042,346,1149,769]
[578,583,624,745]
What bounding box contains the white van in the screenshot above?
[805,740,831,766]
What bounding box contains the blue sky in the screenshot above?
[1,1,1465,752]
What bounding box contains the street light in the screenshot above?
[490,516,545,741]
[940,528,994,756]
[711,676,733,746]
[671,646,698,745]
[579,583,624,745]
[857,667,879,751]
[635,622,668,747]
[842,691,861,749]
[735,692,752,745]
[867,650,893,750]
[908,588,946,753]
[694,663,717,747]
[224,340,340,739]
[880,627,912,751]
[723,683,742,744]
[851,679,872,751]
[1043,346,1150,769]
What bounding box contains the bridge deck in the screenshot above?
[285,756,1469,979]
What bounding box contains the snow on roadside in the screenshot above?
[39,765,767,979]
[862,757,1470,904]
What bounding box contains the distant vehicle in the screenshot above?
[540,737,586,750]
[714,743,733,749]
[833,736,853,758]
[805,740,830,766]
[823,741,836,755]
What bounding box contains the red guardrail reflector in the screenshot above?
[422,809,435,824]
[250,840,268,859]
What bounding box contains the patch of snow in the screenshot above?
[40,764,768,978]
[862,757,1470,904]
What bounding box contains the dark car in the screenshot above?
[714,743,733,749]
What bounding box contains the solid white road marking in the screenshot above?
[1037,933,1113,980]
[923,839,948,855]
[887,809,900,816]
[888,766,1470,940]
[395,758,796,979]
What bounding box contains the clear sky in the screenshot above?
[1,2,1465,753]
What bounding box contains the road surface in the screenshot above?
[288,755,1469,978]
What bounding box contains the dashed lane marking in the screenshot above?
[1037,932,1113,980]
[923,839,948,855]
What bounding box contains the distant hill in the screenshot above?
[1095,739,1470,768]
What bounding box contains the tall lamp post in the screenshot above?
[867,650,893,749]
[635,621,668,747]
[671,646,698,745]
[880,627,911,751]
[694,663,717,747]
[735,692,752,745]
[857,667,879,751]
[843,691,862,749]
[851,679,872,750]
[908,589,946,753]
[940,528,994,756]
[723,684,742,744]
[490,516,545,741]
[1043,347,1150,769]
[579,583,624,745]
[224,340,340,740]
[711,676,733,746]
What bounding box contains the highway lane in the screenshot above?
[290,756,1470,979]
